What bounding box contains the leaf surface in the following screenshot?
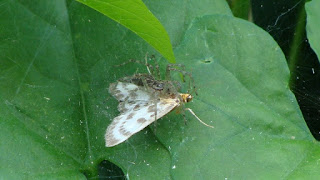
[155,15,320,179]
[306,0,320,60]
[1,0,318,179]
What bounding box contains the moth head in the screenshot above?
[181,93,193,103]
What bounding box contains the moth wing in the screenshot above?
[105,98,180,147]
[109,82,151,102]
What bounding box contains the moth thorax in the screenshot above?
[181,93,193,103]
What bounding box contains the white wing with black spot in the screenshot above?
[106,82,180,147]
[108,82,151,102]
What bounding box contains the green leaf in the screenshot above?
[306,0,320,61]
[227,0,251,20]
[76,0,175,63]
[1,0,319,179]
[156,15,320,179]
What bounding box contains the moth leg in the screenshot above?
[172,80,182,91]
[150,55,161,79]
[152,90,160,121]
[181,107,188,126]
[115,59,142,67]
[165,64,186,80]
[144,53,154,75]
[176,68,196,95]
[166,65,198,95]
[139,75,158,123]
[115,57,154,75]
[178,97,188,125]
[151,91,159,134]
[140,74,150,92]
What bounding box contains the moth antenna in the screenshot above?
[185,108,214,128]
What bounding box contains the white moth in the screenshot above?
[105,73,213,147]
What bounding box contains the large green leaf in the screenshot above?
[76,0,176,63]
[157,15,320,179]
[306,0,320,60]
[227,0,251,20]
[1,0,319,179]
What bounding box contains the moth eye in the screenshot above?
[186,95,193,102]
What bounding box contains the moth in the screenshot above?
[105,62,213,147]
